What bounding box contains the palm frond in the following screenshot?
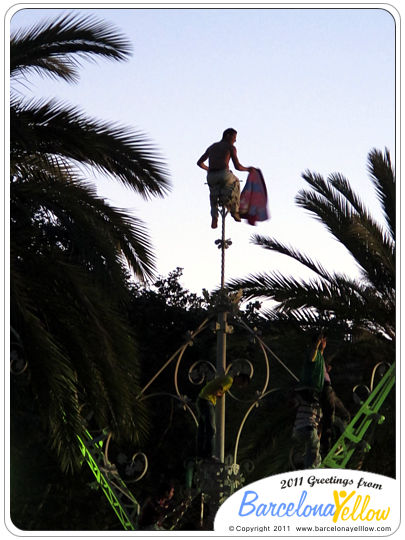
[328,172,370,215]
[251,234,336,283]
[296,174,393,290]
[350,215,395,290]
[367,148,395,238]
[228,267,393,340]
[227,271,326,303]
[328,170,395,285]
[11,250,149,459]
[11,290,86,472]
[11,98,171,197]
[11,12,132,82]
[11,172,157,282]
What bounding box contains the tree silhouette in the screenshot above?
[10,13,170,472]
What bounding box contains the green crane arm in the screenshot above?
[77,429,140,530]
[321,362,395,469]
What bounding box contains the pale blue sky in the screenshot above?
[9,6,397,296]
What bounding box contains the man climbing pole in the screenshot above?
[197,128,254,229]
[320,357,350,454]
[291,335,327,468]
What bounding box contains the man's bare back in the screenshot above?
[197,129,252,173]
[205,140,233,171]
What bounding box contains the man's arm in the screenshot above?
[311,340,321,363]
[197,149,210,171]
[230,146,253,172]
[311,337,326,362]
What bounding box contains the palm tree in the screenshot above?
[10,13,171,472]
[223,149,396,481]
[227,149,395,346]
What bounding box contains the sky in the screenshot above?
[8,4,397,299]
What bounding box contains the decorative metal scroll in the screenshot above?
[138,391,199,427]
[137,317,212,398]
[188,360,217,386]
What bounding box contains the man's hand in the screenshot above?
[198,162,209,171]
[312,336,326,361]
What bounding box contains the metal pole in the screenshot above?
[220,207,226,290]
[215,310,227,462]
[215,207,227,462]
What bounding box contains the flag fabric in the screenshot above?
[239,168,270,225]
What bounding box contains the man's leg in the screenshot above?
[320,384,335,454]
[206,400,216,457]
[208,187,219,228]
[196,398,215,458]
[207,174,221,228]
[291,429,306,468]
[222,171,241,221]
[334,393,351,424]
[304,428,321,468]
[196,398,207,458]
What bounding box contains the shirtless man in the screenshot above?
[197,128,253,228]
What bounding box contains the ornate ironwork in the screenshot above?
[188,360,217,386]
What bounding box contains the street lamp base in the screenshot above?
[193,457,245,529]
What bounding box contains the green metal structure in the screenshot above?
[321,362,395,469]
[77,429,140,530]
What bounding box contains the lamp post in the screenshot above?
[214,206,232,462]
[215,308,227,462]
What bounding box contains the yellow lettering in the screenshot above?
[332,490,356,523]
[332,490,391,524]
[379,508,391,521]
[360,495,371,521]
[350,495,362,520]
[341,507,350,520]
[366,509,375,521]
